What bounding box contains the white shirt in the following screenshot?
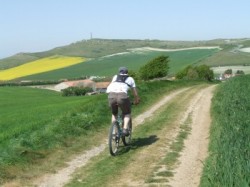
[106,75,136,94]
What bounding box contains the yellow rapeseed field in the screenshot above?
[0,55,85,80]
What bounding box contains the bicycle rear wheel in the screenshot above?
[122,118,132,146]
[108,121,120,156]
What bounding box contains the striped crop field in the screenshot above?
[0,55,85,81]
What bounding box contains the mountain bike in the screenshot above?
[108,111,132,156]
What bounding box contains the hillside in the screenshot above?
[1,38,249,70]
[197,39,250,66]
[0,53,40,70]
[0,38,250,81]
[0,39,205,70]
[14,48,219,81]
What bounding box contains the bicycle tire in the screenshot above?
[122,118,132,146]
[108,121,120,156]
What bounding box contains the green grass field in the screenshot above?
[199,48,250,67]
[0,87,94,153]
[200,75,250,187]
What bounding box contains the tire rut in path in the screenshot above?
[33,87,191,187]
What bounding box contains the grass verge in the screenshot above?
[200,75,250,187]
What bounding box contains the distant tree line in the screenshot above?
[0,76,88,87]
[0,80,60,87]
[224,68,245,75]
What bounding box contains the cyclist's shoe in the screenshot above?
[122,129,129,137]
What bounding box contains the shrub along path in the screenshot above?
[11,84,215,187]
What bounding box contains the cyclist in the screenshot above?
[106,67,140,136]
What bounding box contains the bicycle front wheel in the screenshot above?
[122,118,132,146]
[108,121,120,156]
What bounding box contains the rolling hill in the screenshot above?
[16,48,219,81]
[0,38,250,81]
[0,39,216,70]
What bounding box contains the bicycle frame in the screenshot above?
[108,110,132,156]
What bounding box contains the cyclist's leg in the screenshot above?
[108,92,118,123]
[123,114,131,129]
[117,93,131,132]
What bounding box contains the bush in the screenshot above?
[235,70,245,75]
[224,69,233,74]
[196,65,214,81]
[176,65,214,81]
[139,55,169,80]
[62,87,93,96]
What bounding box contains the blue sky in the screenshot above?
[0,0,250,58]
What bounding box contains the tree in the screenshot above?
[224,69,233,75]
[139,55,169,80]
[195,65,214,81]
[176,65,193,80]
[176,65,214,81]
[187,68,199,80]
[235,70,245,75]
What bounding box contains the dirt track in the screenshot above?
[168,85,214,187]
[106,85,215,187]
[30,85,215,187]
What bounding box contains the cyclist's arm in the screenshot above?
[131,87,140,104]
